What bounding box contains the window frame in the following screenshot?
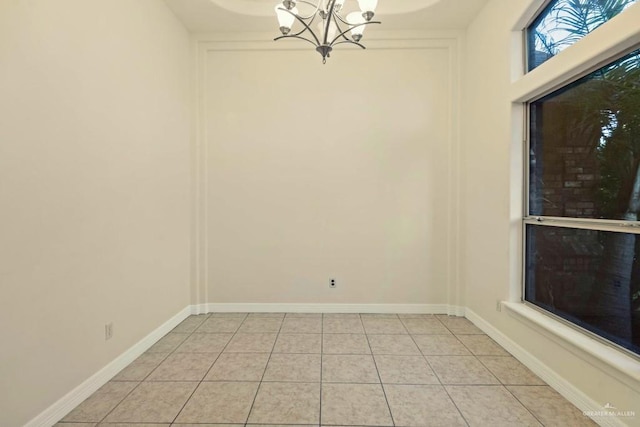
[521,1,640,359]
[524,0,639,71]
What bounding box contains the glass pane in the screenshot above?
[529,48,640,220]
[527,0,637,71]
[525,224,640,355]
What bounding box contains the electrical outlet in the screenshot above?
[496,300,502,312]
[105,322,114,340]
[330,278,336,288]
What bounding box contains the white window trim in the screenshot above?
[508,0,640,380]
[504,301,640,392]
[512,1,640,103]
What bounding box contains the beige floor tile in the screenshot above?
[247,312,286,318]
[62,313,577,427]
[112,353,167,381]
[385,384,467,426]
[446,385,542,426]
[172,315,210,333]
[451,324,485,335]
[225,333,278,353]
[323,333,371,354]
[398,313,428,318]
[103,382,196,423]
[362,318,407,334]
[413,335,471,356]
[263,353,321,382]
[322,318,365,334]
[427,356,499,385]
[361,313,400,319]
[209,312,248,318]
[508,385,599,426]
[374,355,439,384]
[204,352,270,381]
[146,332,190,353]
[281,317,322,333]
[97,424,170,427]
[286,312,323,318]
[367,334,420,355]
[457,335,509,356]
[174,382,259,424]
[175,333,232,353]
[146,352,219,381]
[323,313,361,319]
[478,356,546,385]
[247,425,317,427]
[321,383,393,426]
[322,354,379,383]
[62,382,138,422]
[173,424,242,427]
[196,317,243,333]
[238,317,283,333]
[439,316,484,334]
[401,318,451,334]
[247,382,320,425]
[273,333,322,353]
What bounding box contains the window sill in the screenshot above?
[502,301,640,392]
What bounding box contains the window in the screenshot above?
[525,3,640,356]
[527,0,638,71]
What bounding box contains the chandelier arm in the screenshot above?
[280,1,321,20]
[283,8,322,46]
[274,34,320,48]
[277,17,319,41]
[329,21,380,46]
[331,17,350,43]
[331,39,366,49]
[321,0,338,45]
[332,12,351,26]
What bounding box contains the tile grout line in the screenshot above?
[499,374,547,426]
[168,312,246,425]
[243,313,285,426]
[362,313,397,427]
[406,315,472,427]
[65,313,576,427]
[93,313,213,425]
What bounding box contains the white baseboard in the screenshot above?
[205,303,451,314]
[447,305,466,316]
[465,308,627,427]
[25,306,191,427]
[190,303,210,315]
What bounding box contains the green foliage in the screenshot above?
[532,0,637,57]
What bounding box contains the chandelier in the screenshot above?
[274,0,381,64]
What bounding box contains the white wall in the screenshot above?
[461,0,640,423]
[195,37,461,308]
[0,1,191,425]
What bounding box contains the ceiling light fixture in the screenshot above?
[274,0,381,64]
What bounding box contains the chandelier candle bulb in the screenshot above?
[275,5,298,34]
[358,0,378,20]
[283,0,297,9]
[347,11,366,42]
[273,0,381,63]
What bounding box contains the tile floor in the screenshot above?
[56,313,598,426]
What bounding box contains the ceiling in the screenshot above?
[163,0,491,33]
